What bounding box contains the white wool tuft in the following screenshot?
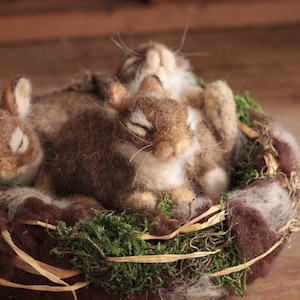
[156,64,197,101]
[3,187,71,221]
[9,127,29,153]
[201,167,229,195]
[187,106,203,131]
[228,181,293,231]
[270,121,300,164]
[117,137,200,191]
[160,276,228,300]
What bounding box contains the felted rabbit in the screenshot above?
[39,76,201,212]
[0,76,43,186]
[114,41,239,194]
[182,80,239,194]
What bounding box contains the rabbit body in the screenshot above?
[30,79,100,144]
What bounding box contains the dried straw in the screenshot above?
[14,256,80,279]
[23,220,57,230]
[238,122,260,139]
[141,204,223,240]
[0,278,86,293]
[106,249,221,263]
[1,230,87,300]
[209,237,284,277]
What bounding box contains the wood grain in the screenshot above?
[0,0,299,43]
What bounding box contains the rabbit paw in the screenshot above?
[200,167,229,195]
[182,86,205,108]
[123,192,157,210]
[171,187,196,205]
[204,80,238,152]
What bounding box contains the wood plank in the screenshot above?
[0,0,141,16]
[0,0,299,44]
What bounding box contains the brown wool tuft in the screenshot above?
[228,200,283,282]
[148,210,179,236]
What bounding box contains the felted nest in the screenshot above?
[0,82,299,300]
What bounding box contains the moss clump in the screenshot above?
[231,92,266,187]
[51,212,169,294]
[235,92,263,126]
[50,202,248,296]
[156,195,172,217]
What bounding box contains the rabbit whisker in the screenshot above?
[176,25,189,54]
[129,143,153,163]
[183,51,210,57]
[198,140,228,152]
[111,34,142,58]
[206,156,218,168]
[131,151,152,188]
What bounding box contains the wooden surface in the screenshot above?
[0,0,300,43]
[0,0,299,299]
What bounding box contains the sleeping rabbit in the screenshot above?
[114,41,239,194]
[39,76,201,211]
[0,77,43,186]
[39,74,237,216]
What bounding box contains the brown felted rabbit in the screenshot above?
[40,76,201,212]
[0,77,43,187]
[114,41,239,194]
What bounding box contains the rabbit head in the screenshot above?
[107,76,199,162]
[0,77,43,186]
[114,41,197,101]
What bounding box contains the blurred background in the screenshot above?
[0,0,299,299]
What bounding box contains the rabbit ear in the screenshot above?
[100,79,130,109]
[137,75,166,98]
[1,76,32,118]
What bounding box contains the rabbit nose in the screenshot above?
[154,137,191,159]
[174,137,191,156]
[154,142,174,159]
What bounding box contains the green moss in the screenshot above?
[156,195,172,217]
[235,92,263,126]
[50,207,248,296]
[231,141,263,189]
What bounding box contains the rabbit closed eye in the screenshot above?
[0,77,43,186]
